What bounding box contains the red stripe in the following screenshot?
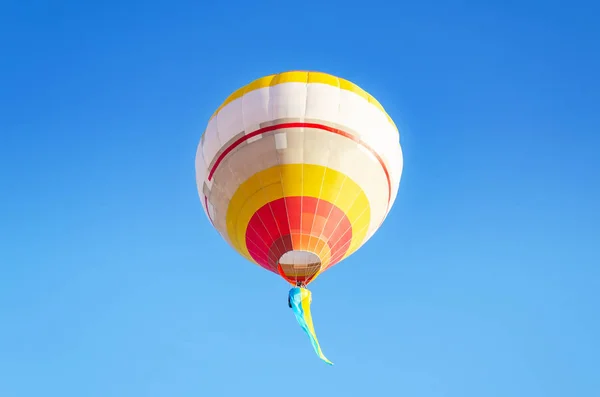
[207,122,392,206]
[245,197,353,273]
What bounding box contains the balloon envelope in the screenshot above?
[196,71,403,285]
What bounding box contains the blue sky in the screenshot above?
[1,0,598,396]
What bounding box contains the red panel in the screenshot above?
[315,199,334,217]
[268,234,294,268]
[259,205,281,242]
[329,239,352,266]
[302,198,318,216]
[300,212,316,235]
[321,209,344,236]
[269,199,291,235]
[284,197,302,232]
[310,215,328,238]
[245,196,354,279]
[246,217,269,244]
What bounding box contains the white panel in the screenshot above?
[217,96,244,146]
[195,141,207,184]
[207,201,216,223]
[274,132,287,149]
[202,116,221,168]
[305,83,340,123]
[302,128,330,166]
[195,140,211,222]
[197,188,210,223]
[339,142,389,235]
[241,87,270,131]
[389,143,403,187]
[338,89,368,140]
[387,144,404,210]
[199,195,210,223]
[279,127,303,164]
[365,103,394,147]
[337,89,400,182]
[269,82,308,120]
[245,124,261,134]
[380,110,399,145]
[213,81,400,148]
[364,107,395,174]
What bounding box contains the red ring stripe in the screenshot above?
[206,122,391,206]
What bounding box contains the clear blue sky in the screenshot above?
[1,1,598,396]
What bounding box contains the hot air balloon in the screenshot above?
[195,71,403,364]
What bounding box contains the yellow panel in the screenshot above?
[306,72,339,87]
[280,164,304,197]
[234,182,285,255]
[343,209,370,259]
[226,164,371,262]
[272,71,308,85]
[209,71,397,131]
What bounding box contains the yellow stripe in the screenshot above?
[210,70,397,131]
[300,289,317,338]
[226,164,370,265]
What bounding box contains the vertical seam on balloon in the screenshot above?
[246,140,285,265]
[223,143,264,265]
[300,77,310,264]
[327,196,369,256]
[335,218,372,263]
[298,81,308,276]
[299,134,304,281]
[315,183,363,264]
[314,80,342,275]
[314,174,348,268]
[265,200,285,267]
[307,164,328,265]
[245,222,274,265]
[245,232,271,265]
[208,109,225,231]
[270,88,294,262]
[251,187,284,270]
[264,84,291,258]
[327,204,370,267]
[313,76,343,277]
